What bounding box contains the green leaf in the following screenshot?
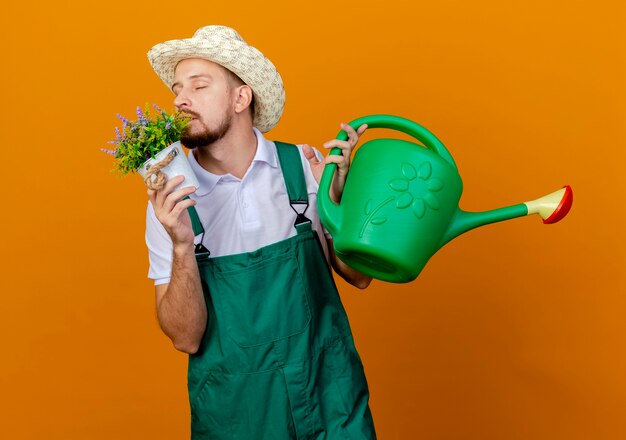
[418,161,432,180]
[412,199,426,219]
[402,162,417,180]
[396,192,413,209]
[428,178,444,191]
[424,193,440,210]
[389,178,409,192]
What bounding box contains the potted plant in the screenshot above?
[102,104,198,191]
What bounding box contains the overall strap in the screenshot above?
[185,198,210,260]
[274,141,312,234]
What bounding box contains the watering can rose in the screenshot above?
[102,104,199,191]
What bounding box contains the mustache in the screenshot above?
[182,110,200,119]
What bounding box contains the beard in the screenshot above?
[180,111,233,149]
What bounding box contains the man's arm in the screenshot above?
[327,238,372,289]
[154,245,206,353]
[149,175,207,354]
[303,122,373,289]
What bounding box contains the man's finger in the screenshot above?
[162,185,197,213]
[170,197,197,218]
[340,123,358,145]
[324,155,346,166]
[302,144,320,163]
[155,174,184,208]
[323,139,351,152]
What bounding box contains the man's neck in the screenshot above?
[193,123,258,179]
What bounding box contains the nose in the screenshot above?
[173,88,190,110]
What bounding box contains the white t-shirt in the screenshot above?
[145,128,330,285]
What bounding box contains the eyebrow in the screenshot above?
[171,74,213,92]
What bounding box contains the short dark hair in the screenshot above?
[224,67,255,118]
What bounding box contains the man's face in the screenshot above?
[172,58,235,148]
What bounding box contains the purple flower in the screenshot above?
[165,122,171,130]
[116,113,130,128]
[100,148,117,156]
[137,106,147,126]
[152,103,164,114]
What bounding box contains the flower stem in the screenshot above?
[359,196,394,238]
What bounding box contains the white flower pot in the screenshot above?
[137,142,199,192]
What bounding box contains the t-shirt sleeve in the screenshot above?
[145,201,174,285]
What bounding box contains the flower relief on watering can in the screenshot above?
[360,160,444,238]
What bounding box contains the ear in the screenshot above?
[233,85,253,115]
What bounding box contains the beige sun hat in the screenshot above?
[147,25,285,133]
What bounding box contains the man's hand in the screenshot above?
[147,175,197,247]
[303,122,368,203]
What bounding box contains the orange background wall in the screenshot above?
[1,0,624,438]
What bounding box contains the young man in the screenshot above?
[145,25,376,439]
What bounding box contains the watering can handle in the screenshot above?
[320,114,457,193]
[327,113,455,164]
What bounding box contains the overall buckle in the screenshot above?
[290,201,311,228]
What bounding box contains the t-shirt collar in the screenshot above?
[188,127,278,196]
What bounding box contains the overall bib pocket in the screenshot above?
[213,252,312,347]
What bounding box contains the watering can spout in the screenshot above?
[441,185,574,247]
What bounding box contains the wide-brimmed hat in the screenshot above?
[147,25,285,133]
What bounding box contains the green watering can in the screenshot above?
[318,114,573,283]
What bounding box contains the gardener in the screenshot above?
[144,25,376,439]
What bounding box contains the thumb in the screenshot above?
[302,144,320,164]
